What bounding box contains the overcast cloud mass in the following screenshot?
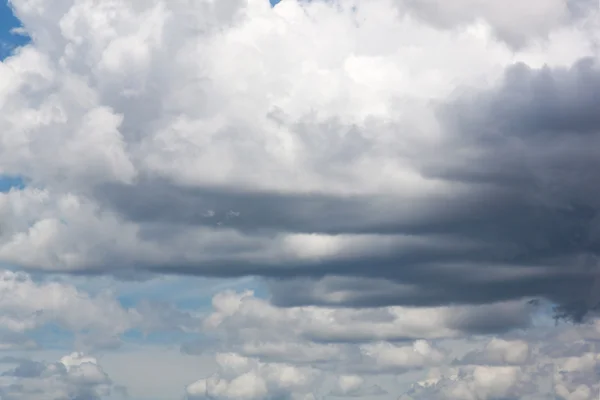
[2,0,600,398]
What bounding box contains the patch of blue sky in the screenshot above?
[0,175,25,192]
[0,1,30,61]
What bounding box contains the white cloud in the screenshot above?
[188,292,600,400]
[399,334,600,400]
[185,353,320,400]
[204,290,536,348]
[0,352,124,400]
[4,0,600,399]
[0,268,201,351]
[402,363,537,400]
[552,352,600,400]
[0,269,135,346]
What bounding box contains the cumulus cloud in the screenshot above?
[5,0,600,398]
[185,353,319,400]
[0,268,200,350]
[201,290,538,355]
[1,0,600,322]
[358,340,447,373]
[0,269,135,349]
[401,364,540,400]
[395,330,600,400]
[182,292,600,400]
[0,352,126,400]
[552,352,600,400]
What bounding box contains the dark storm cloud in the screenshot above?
[93,58,600,322]
[290,58,600,320]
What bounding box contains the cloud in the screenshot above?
[401,364,540,400]
[202,290,538,351]
[182,289,535,381]
[0,268,202,351]
[185,353,320,400]
[393,0,596,48]
[183,292,600,400]
[359,340,447,373]
[1,0,600,323]
[329,375,387,397]
[5,0,600,397]
[0,269,136,349]
[0,352,126,400]
[456,338,531,366]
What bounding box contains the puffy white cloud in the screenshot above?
[0,352,125,400]
[398,332,600,400]
[185,302,600,400]
[401,362,538,400]
[185,353,319,400]
[0,269,136,348]
[552,352,600,400]
[203,290,537,349]
[0,268,201,350]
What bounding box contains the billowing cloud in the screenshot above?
[0,269,136,349]
[399,334,600,400]
[401,364,540,400]
[180,290,600,400]
[0,352,126,400]
[200,290,537,357]
[4,0,600,398]
[1,0,600,322]
[0,269,200,350]
[185,353,320,400]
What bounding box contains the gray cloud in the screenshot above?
[36,59,600,324]
[62,57,600,324]
[3,0,600,326]
[398,0,597,48]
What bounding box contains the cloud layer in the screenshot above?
[2,0,600,322]
[3,0,600,398]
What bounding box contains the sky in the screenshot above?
[3,0,600,399]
